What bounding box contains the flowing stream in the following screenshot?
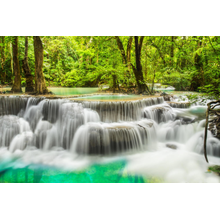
[0,95,220,182]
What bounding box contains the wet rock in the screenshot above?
[166,144,177,150]
[6,90,13,94]
[143,105,175,123]
[142,91,149,95]
[208,112,220,140]
[160,93,173,101]
[160,92,168,96]
[175,116,195,124]
[167,102,190,108]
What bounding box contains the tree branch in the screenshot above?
[114,36,127,64]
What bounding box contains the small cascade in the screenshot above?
[0,96,28,116]
[186,130,220,157]
[157,120,204,143]
[9,131,34,152]
[0,115,31,147]
[80,97,164,122]
[167,102,190,108]
[0,96,44,116]
[71,119,157,155]
[19,100,100,151]
[143,103,175,123]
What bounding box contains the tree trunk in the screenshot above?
[0,36,6,84]
[190,37,203,91]
[126,36,133,72]
[138,36,145,58]
[113,74,116,93]
[194,38,203,70]
[115,36,132,82]
[22,37,34,93]
[33,36,48,94]
[115,36,127,64]
[10,43,13,76]
[171,36,174,66]
[133,36,151,94]
[11,36,22,93]
[181,36,186,69]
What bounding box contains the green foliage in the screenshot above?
[208,165,220,176]
[0,36,219,98]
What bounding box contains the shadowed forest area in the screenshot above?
[0,36,219,97]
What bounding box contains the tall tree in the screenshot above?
[115,36,127,64]
[33,36,48,94]
[131,36,151,94]
[190,36,204,91]
[11,36,22,92]
[126,36,133,72]
[181,36,186,69]
[22,37,34,92]
[114,36,133,80]
[0,36,6,84]
[170,36,174,66]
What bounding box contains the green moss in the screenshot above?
[208,165,220,176]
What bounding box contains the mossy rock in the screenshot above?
[208,165,220,176]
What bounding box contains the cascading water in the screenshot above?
[0,94,220,182]
[0,96,161,153]
[71,119,157,155]
[80,97,164,122]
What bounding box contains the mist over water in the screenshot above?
[0,95,220,183]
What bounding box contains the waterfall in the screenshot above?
[0,95,220,159]
[143,103,175,123]
[71,119,157,155]
[0,96,44,116]
[0,115,31,147]
[80,97,164,122]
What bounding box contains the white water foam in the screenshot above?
[0,96,220,182]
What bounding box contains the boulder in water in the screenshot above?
[160,93,173,101]
[175,116,195,124]
[167,102,190,108]
[166,144,177,150]
[160,92,168,96]
[142,91,149,95]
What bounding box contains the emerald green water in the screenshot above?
[49,87,99,96]
[0,160,146,183]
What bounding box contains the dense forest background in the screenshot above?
[0,36,219,97]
